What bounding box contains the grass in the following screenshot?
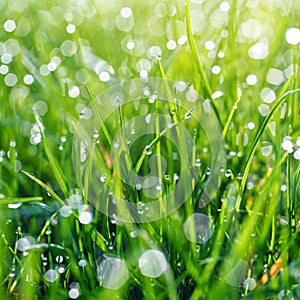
[0,0,300,299]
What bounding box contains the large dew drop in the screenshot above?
[97,257,129,289]
[78,205,93,224]
[183,213,214,244]
[45,269,58,283]
[17,236,35,252]
[138,250,168,278]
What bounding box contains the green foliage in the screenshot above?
[0,0,300,299]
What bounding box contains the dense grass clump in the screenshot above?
[0,0,300,299]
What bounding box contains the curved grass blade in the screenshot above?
[0,197,43,205]
[21,170,64,205]
[33,109,68,196]
[236,79,300,211]
[185,0,220,123]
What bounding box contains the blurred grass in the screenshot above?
[0,0,300,299]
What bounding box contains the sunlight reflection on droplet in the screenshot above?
[247,122,255,130]
[68,86,80,98]
[127,41,135,50]
[280,216,289,226]
[205,40,215,51]
[166,40,176,50]
[68,194,82,209]
[78,259,87,267]
[261,144,273,156]
[220,1,230,12]
[149,45,161,57]
[4,20,16,32]
[0,65,9,75]
[178,35,187,45]
[17,237,34,251]
[266,68,285,85]
[99,71,110,82]
[60,40,77,57]
[183,213,214,244]
[97,257,129,289]
[60,205,72,217]
[1,53,13,64]
[8,201,22,209]
[285,28,300,45]
[24,74,34,85]
[248,40,269,59]
[258,104,270,116]
[244,278,256,291]
[66,24,76,34]
[281,138,293,153]
[78,205,93,224]
[246,74,257,85]
[261,87,276,104]
[212,65,221,75]
[120,7,132,18]
[4,73,17,87]
[69,288,80,299]
[45,269,58,283]
[211,90,223,99]
[294,148,300,160]
[138,250,167,278]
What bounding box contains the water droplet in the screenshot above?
[97,257,129,289]
[195,158,201,167]
[4,20,16,32]
[285,28,300,45]
[244,278,257,291]
[173,173,179,181]
[281,138,293,153]
[280,216,289,226]
[56,255,64,263]
[66,24,76,34]
[60,40,77,57]
[60,205,72,217]
[130,231,138,238]
[294,148,300,160]
[261,144,273,156]
[17,237,34,252]
[145,145,152,155]
[79,259,87,267]
[225,169,232,178]
[130,128,135,135]
[145,114,151,124]
[278,289,294,300]
[184,111,192,120]
[183,213,214,244]
[148,91,157,103]
[138,250,168,278]
[78,205,93,224]
[8,203,22,209]
[68,194,82,209]
[248,40,269,60]
[45,269,58,283]
[69,288,80,299]
[58,266,65,273]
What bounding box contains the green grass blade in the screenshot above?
[235,78,300,211]
[0,197,43,205]
[33,110,68,196]
[21,170,64,205]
